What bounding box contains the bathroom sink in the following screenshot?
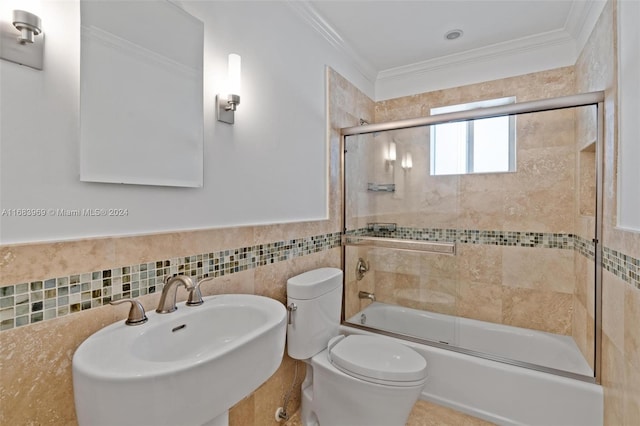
[73,294,286,426]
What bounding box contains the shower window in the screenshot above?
[430,97,516,175]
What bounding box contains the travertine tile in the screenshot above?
[0,238,116,286]
[283,398,495,426]
[458,187,505,230]
[517,108,576,150]
[456,281,502,324]
[229,395,255,426]
[572,298,588,363]
[502,287,573,334]
[503,188,575,233]
[253,355,303,426]
[624,360,640,425]
[602,271,626,351]
[0,303,122,425]
[199,269,256,297]
[457,245,502,286]
[502,247,574,294]
[625,285,640,372]
[406,400,495,426]
[602,334,625,426]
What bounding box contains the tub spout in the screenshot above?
[358,291,376,302]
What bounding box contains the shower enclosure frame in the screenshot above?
[339,91,605,385]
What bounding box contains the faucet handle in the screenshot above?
[186,276,214,307]
[110,299,148,326]
[186,285,203,306]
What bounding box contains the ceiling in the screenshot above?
[304,0,604,77]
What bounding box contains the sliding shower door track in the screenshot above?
[342,321,597,384]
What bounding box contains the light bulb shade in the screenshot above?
[227,53,241,96]
[403,152,413,169]
[388,142,396,162]
[217,53,241,124]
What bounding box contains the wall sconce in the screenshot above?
[13,10,41,44]
[402,152,413,170]
[217,53,242,124]
[387,141,397,163]
[0,10,44,70]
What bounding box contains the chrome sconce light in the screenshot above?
[0,10,44,70]
[13,10,41,44]
[217,53,242,124]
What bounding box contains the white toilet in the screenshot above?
[287,268,427,426]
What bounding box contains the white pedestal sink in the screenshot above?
[73,294,287,426]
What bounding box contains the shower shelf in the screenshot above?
[367,183,395,192]
[343,235,456,255]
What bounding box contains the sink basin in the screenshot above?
[73,294,286,426]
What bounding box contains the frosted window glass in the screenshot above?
[432,122,467,175]
[474,116,510,173]
[430,97,515,176]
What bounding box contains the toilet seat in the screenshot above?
[327,335,427,387]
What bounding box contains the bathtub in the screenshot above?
[343,302,603,426]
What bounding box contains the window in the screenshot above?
[430,97,516,175]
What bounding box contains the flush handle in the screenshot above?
[287,303,297,325]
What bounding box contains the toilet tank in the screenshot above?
[287,268,343,360]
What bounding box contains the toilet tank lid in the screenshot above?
[287,268,342,299]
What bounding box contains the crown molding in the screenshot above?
[285,0,378,84]
[564,0,607,55]
[377,29,576,83]
[288,0,606,101]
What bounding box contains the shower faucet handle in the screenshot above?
[356,258,370,281]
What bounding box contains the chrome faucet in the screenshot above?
[156,275,195,313]
[358,291,376,302]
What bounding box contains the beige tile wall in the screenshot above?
[575,0,640,424]
[346,67,581,335]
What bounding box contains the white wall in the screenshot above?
[617,0,640,231]
[0,0,374,244]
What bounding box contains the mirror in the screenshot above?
[79,0,204,187]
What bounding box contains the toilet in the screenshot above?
[287,268,427,426]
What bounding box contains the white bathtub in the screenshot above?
[343,302,603,426]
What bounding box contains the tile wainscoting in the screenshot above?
[2,227,637,333]
[0,232,342,331]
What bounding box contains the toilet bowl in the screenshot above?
[287,268,427,426]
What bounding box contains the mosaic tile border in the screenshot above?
[1,227,636,331]
[348,226,590,252]
[603,246,640,290]
[349,226,639,289]
[0,232,342,331]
